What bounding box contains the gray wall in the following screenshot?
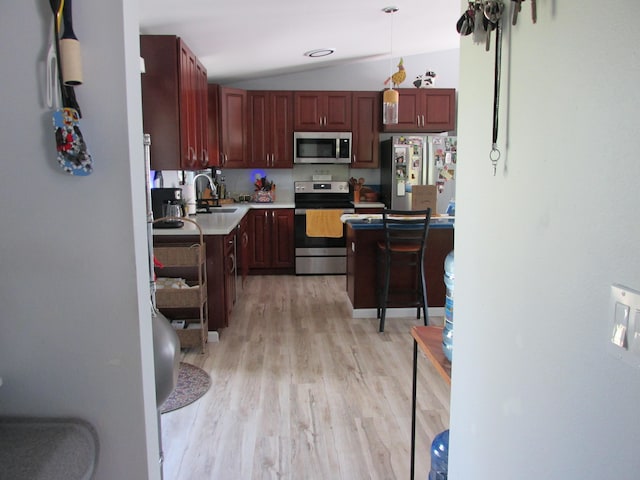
[0,2,160,479]
[451,1,640,479]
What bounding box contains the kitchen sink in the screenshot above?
[211,207,237,213]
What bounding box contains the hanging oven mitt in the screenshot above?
[47,0,93,176]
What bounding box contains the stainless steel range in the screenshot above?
[294,181,354,275]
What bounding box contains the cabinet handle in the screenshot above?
[421,115,425,127]
[201,149,208,167]
[352,154,356,164]
[271,154,275,166]
[416,116,420,126]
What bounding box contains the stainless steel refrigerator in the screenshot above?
[380,135,457,214]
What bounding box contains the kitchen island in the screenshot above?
[342,214,454,318]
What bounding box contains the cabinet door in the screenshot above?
[270,209,294,268]
[294,92,323,130]
[178,39,198,169]
[351,92,380,168]
[247,91,269,167]
[195,60,210,168]
[294,91,351,131]
[207,84,221,166]
[239,216,249,287]
[269,91,294,168]
[324,92,352,130]
[382,89,421,132]
[219,87,247,168]
[140,35,181,171]
[224,231,236,319]
[248,209,270,269]
[382,89,456,133]
[421,89,456,132]
[248,91,294,168]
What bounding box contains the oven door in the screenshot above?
[294,208,354,274]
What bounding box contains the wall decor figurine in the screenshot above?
[413,70,437,88]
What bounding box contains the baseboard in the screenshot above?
[207,331,219,343]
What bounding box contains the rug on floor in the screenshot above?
[160,362,211,414]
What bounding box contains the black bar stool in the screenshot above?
[376,208,432,332]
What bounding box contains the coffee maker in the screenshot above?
[151,188,184,228]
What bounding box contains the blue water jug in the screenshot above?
[429,429,449,480]
[442,250,454,361]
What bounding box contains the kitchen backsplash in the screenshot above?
[156,166,381,204]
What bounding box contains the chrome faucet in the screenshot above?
[192,173,218,210]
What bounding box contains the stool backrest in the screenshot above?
[381,208,432,255]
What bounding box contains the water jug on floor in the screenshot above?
[442,250,454,361]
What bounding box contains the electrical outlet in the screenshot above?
[608,284,640,367]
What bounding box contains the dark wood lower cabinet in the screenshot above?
[346,225,454,309]
[248,209,294,273]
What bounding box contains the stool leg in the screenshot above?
[420,262,428,326]
[379,253,391,332]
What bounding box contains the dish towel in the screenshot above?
[306,210,344,238]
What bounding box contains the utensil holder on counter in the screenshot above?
[252,189,275,203]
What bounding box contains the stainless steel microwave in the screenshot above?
[293,131,352,164]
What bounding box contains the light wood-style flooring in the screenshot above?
[161,275,450,480]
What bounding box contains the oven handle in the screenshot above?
[295,208,355,215]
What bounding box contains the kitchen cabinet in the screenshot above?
[294,91,352,131]
[223,230,237,323]
[248,91,294,168]
[218,86,248,168]
[351,92,380,168]
[382,88,456,133]
[346,224,453,309]
[248,209,294,272]
[207,84,220,166]
[195,59,210,168]
[140,35,208,170]
[238,214,250,288]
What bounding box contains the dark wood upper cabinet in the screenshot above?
[293,91,352,131]
[140,35,208,170]
[248,91,294,168]
[207,84,220,166]
[351,92,380,168]
[218,87,247,168]
[382,88,456,133]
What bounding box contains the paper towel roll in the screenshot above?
[182,184,196,215]
[60,38,83,86]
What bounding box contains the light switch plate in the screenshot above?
[608,284,640,367]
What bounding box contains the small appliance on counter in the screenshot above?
[151,187,184,228]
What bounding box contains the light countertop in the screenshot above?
[352,202,386,209]
[341,213,455,229]
[153,202,295,236]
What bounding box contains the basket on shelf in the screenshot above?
[152,217,208,353]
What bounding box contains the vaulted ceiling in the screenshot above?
[138,0,461,83]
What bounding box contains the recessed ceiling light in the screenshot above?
[303,48,335,58]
